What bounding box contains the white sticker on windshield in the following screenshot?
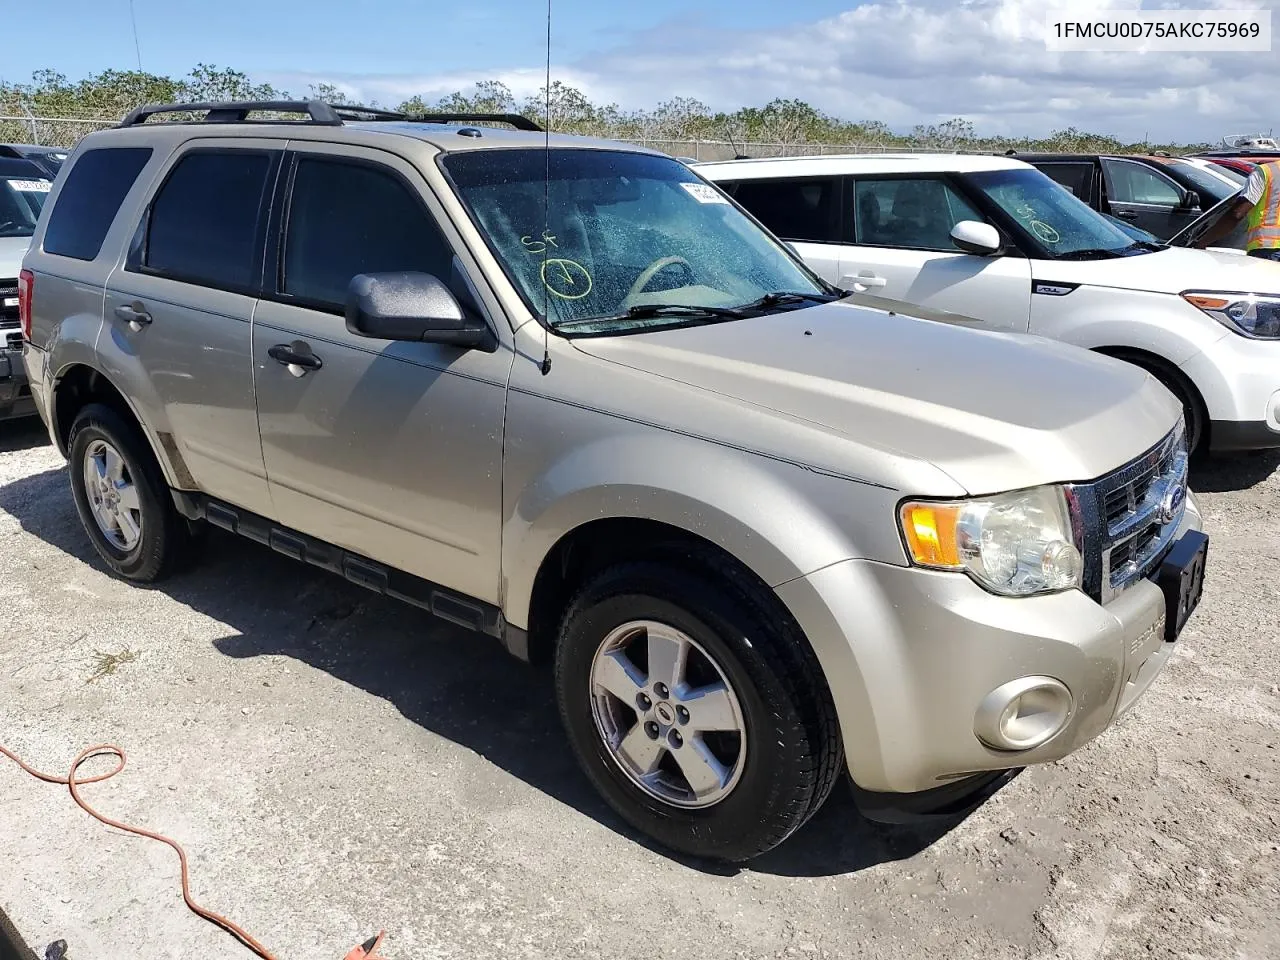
[681,182,729,204]
[9,180,51,193]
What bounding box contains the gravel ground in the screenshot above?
[0,418,1277,960]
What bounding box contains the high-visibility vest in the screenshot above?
[1246,161,1280,250]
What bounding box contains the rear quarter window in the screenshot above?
[43,147,153,261]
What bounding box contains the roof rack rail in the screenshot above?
[119,100,349,127]
[404,112,544,132]
[117,101,546,134]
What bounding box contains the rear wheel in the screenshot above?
[68,403,193,582]
[555,558,842,862]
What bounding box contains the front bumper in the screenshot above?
[0,346,35,421]
[775,494,1203,798]
[1179,333,1280,451]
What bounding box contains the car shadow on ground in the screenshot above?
[0,465,979,879]
[0,419,50,454]
[1190,449,1280,493]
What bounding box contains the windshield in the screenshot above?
[0,175,49,236]
[968,167,1152,259]
[1170,160,1244,200]
[441,149,827,334]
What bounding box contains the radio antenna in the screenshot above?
[538,0,553,376]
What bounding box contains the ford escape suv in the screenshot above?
[21,101,1208,862]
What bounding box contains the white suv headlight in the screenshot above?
[1183,292,1280,339]
[899,486,1082,597]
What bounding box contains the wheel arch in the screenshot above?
[1091,344,1209,449]
[504,435,897,666]
[50,362,195,488]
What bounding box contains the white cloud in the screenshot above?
[269,0,1280,142]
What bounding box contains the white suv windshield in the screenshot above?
[0,175,50,237]
[441,149,829,333]
[967,168,1158,260]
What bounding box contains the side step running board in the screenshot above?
[171,491,529,660]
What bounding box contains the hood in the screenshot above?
[0,236,31,279]
[570,300,1179,495]
[1031,244,1280,295]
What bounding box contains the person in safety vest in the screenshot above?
[1195,159,1280,260]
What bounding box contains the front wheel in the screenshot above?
[555,559,842,862]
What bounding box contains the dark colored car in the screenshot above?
[1011,153,1244,241]
[0,144,68,179]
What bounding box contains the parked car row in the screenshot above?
[1010,152,1244,242]
[0,155,53,421]
[13,103,1225,863]
[699,152,1280,456]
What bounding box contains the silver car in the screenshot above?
[20,101,1208,861]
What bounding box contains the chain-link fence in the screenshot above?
[0,115,1156,162]
[0,114,116,149]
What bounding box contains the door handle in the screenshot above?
[113,301,152,331]
[1116,210,1139,221]
[268,341,323,377]
[841,273,888,290]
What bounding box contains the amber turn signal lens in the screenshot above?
[1182,294,1230,310]
[900,502,963,568]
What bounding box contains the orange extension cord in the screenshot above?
[0,741,387,960]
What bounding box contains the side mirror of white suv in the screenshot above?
[950,220,1001,256]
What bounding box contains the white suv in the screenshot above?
[699,154,1280,454]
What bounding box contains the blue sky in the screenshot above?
[6,0,853,84]
[8,0,1279,141]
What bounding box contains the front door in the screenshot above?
[1101,158,1189,239]
[251,144,512,604]
[104,140,282,516]
[840,175,1033,331]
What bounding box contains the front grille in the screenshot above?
[1069,424,1189,603]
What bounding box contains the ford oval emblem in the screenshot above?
[1159,485,1185,525]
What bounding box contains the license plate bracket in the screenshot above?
[1156,530,1208,641]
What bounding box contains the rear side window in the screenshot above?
[43,147,152,261]
[722,177,841,243]
[143,150,274,291]
[281,156,453,309]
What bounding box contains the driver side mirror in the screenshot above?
[950,220,1002,256]
[1176,187,1199,210]
[345,272,496,351]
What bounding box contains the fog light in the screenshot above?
[975,677,1073,751]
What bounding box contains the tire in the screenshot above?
[1146,365,1207,457]
[555,557,842,862]
[67,403,193,582]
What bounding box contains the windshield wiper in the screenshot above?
[553,303,750,330]
[733,290,841,311]
[1053,247,1126,260]
[1122,240,1168,253]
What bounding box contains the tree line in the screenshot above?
[0,64,1213,156]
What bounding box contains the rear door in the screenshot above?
[716,176,844,284]
[1100,158,1186,239]
[105,140,281,516]
[840,174,1032,331]
[251,143,510,604]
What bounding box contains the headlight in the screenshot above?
[899,486,1082,597]
[1183,291,1280,339]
